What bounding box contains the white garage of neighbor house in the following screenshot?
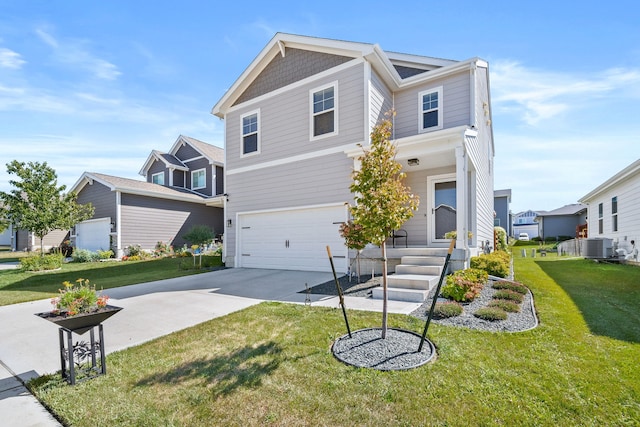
[74,218,111,252]
[235,204,349,272]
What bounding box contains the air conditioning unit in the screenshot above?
[582,238,613,258]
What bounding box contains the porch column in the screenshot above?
[455,145,469,257]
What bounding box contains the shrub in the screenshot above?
[97,249,114,259]
[441,268,488,302]
[20,253,64,271]
[155,241,171,257]
[183,225,215,247]
[494,226,508,251]
[488,299,520,313]
[433,301,463,318]
[72,249,101,263]
[474,307,508,321]
[179,255,223,270]
[493,289,524,303]
[470,251,510,278]
[493,281,528,295]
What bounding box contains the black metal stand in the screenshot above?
[58,324,106,385]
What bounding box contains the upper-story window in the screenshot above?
[241,110,260,156]
[418,86,443,132]
[598,202,604,234]
[310,82,337,139]
[612,196,618,232]
[192,169,206,190]
[151,172,164,185]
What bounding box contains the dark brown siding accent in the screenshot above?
[120,193,223,250]
[234,48,353,105]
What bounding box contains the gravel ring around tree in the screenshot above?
[332,328,436,371]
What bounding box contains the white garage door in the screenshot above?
[76,218,111,252]
[238,205,348,273]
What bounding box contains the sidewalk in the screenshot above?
[0,268,422,426]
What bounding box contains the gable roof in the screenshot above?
[579,159,640,203]
[71,172,224,207]
[139,135,223,177]
[536,204,587,217]
[211,32,486,117]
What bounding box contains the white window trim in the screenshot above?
[240,109,260,158]
[309,81,338,141]
[191,168,206,190]
[151,172,164,185]
[418,86,443,133]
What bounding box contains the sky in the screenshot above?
[0,0,638,213]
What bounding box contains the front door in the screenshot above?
[428,174,456,244]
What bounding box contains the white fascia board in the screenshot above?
[69,172,94,194]
[395,57,484,89]
[112,187,207,204]
[385,51,458,68]
[579,159,640,202]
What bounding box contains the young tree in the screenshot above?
[0,161,94,254]
[348,114,419,338]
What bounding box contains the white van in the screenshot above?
[518,233,530,241]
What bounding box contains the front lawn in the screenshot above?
[29,254,640,426]
[0,255,222,306]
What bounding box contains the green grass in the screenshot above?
[0,255,222,306]
[29,254,640,426]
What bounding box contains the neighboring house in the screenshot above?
[494,189,512,237]
[512,209,541,239]
[578,159,640,258]
[535,204,587,241]
[71,135,225,257]
[211,33,495,273]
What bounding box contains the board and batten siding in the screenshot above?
[225,62,366,171]
[119,194,223,250]
[76,180,117,221]
[225,152,354,262]
[393,71,471,140]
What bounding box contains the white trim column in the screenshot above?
[115,191,123,258]
[455,145,469,258]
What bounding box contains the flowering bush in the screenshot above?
[339,220,368,250]
[50,278,109,316]
[441,268,488,302]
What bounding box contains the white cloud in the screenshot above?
[491,61,640,126]
[0,48,26,69]
[34,27,121,81]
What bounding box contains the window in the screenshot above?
[151,172,164,185]
[192,169,206,190]
[598,203,603,234]
[418,87,443,132]
[612,196,618,232]
[310,83,337,139]
[241,110,259,155]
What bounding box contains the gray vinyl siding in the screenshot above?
[393,71,471,139]
[120,193,223,250]
[41,229,69,249]
[370,69,393,131]
[148,160,167,184]
[77,181,117,221]
[173,170,185,187]
[215,165,224,195]
[541,216,583,239]
[174,143,201,161]
[226,62,366,171]
[234,48,353,105]
[225,152,354,257]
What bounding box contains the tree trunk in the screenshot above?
[381,241,388,339]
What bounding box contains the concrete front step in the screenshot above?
[371,286,430,303]
[400,255,445,266]
[387,274,440,290]
[395,264,442,276]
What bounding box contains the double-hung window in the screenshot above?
[241,110,259,156]
[418,86,443,132]
[310,83,337,139]
[192,169,206,190]
[598,203,604,234]
[151,172,164,185]
[612,196,618,232]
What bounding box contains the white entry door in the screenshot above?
[76,218,111,252]
[237,205,348,273]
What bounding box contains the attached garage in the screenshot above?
[75,218,111,252]
[237,205,348,273]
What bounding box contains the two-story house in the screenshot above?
[212,33,495,275]
[70,135,225,257]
